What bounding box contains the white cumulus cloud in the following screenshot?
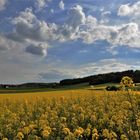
[56,5,86,42]
[55,4,140,48]
[110,22,140,47]
[8,4,140,57]
[67,5,86,29]
[35,0,52,11]
[118,2,140,16]
[118,4,131,16]
[12,8,58,42]
[0,0,7,11]
[59,0,64,10]
[79,21,140,48]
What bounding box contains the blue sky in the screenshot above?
[0,0,140,83]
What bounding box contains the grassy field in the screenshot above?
[0,86,140,139]
[0,83,119,94]
[0,82,140,94]
[0,83,89,94]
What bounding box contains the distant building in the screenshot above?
[5,86,9,89]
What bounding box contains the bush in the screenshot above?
[106,85,120,91]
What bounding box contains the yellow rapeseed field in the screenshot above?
[0,89,140,140]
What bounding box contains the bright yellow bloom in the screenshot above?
[102,129,109,138]
[42,127,51,138]
[137,119,140,127]
[16,132,24,139]
[29,124,37,130]
[121,101,131,109]
[109,131,117,139]
[120,134,128,140]
[120,76,134,87]
[92,128,98,134]
[60,117,67,122]
[74,127,84,137]
[42,130,50,138]
[62,128,70,135]
[90,115,97,122]
[21,121,26,126]
[92,133,99,140]
[22,127,30,135]
[84,128,91,137]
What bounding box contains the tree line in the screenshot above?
[60,70,140,86]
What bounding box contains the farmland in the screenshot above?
[0,86,140,140]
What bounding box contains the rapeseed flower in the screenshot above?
[74,127,84,137]
[62,128,70,135]
[16,132,24,139]
[120,76,134,87]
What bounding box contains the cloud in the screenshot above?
[0,35,10,51]
[110,23,140,47]
[12,8,58,42]
[1,0,140,84]
[79,49,88,54]
[10,5,86,44]
[13,8,36,24]
[56,5,86,42]
[35,0,46,10]
[73,59,132,78]
[9,4,140,56]
[9,7,58,57]
[6,32,25,42]
[0,0,7,11]
[0,55,41,84]
[35,0,51,11]
[79,19,140,48]
[56,4,140,49]
[0,35,21,51]
[25,43,47,56]
[86,15,97,26]
[101,11,111,16]
[59,0,64,10]
[39,69,70,81]
[118,2,140,16]
[118,4,131,16]
[79,20,116,44]
[50,9,54,13]
[38,58,133,82]
[54,4,140,48]
[67,5,86,29]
